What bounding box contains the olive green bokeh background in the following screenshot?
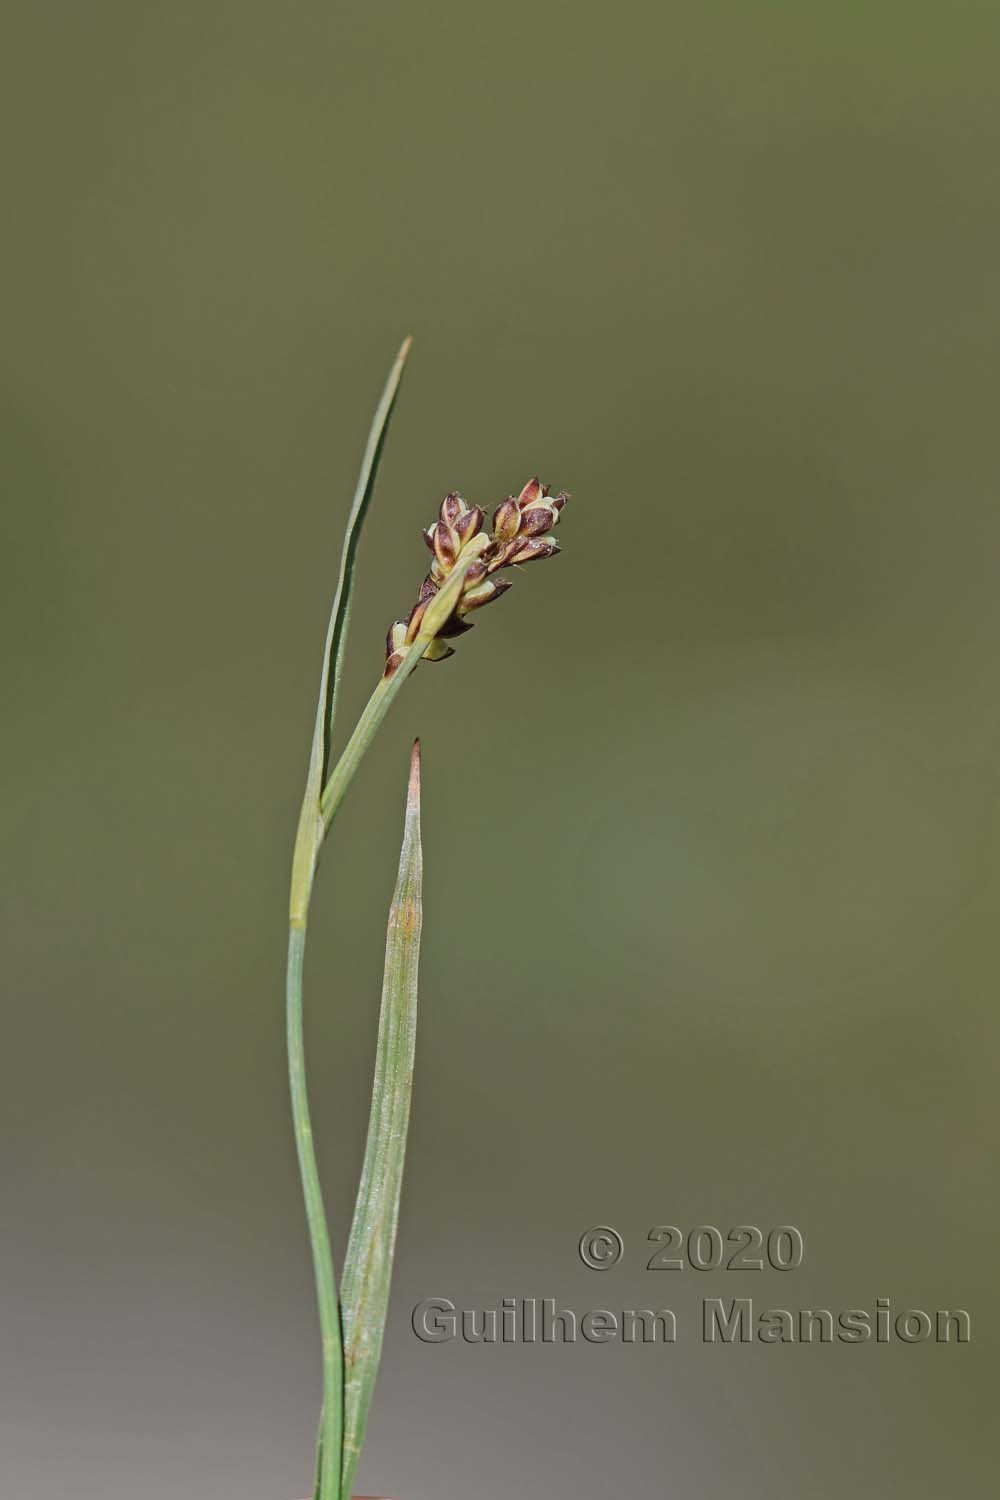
[3,3,998,1496]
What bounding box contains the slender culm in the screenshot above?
[284,338,569,1500]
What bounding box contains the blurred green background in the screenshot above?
[3,2,998,1496]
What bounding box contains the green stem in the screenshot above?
[286,920,343,1500]
[288,654,427,1500]
[319,663,418,833]
[320,556,478,837]
[287,554,474,1500]
[286,658,428,1500]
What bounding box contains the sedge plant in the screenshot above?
[286,338,568,1500]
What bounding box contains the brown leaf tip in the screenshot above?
[407,738,422,808]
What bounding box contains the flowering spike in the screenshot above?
[385,476,568,669]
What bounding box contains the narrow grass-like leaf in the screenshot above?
[301,336,412,808]
[339,741,424,1500]
[291,336,412,922]
[320,336,412,774]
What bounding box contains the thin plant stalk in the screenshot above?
[286,921,343,1500]
[288,442,475,1500]
[286,339,414,1500]
[285,338,568,1500]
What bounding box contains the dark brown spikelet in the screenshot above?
[384,478,568,675]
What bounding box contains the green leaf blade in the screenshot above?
[303,336,413,812]
[339,740,424,1500]
[291,337,412,927]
